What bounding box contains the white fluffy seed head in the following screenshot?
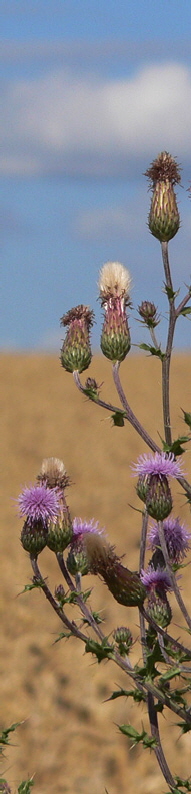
[40,458,66,478]
[99,261,131,297]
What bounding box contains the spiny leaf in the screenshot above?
[111,411,126,427]
[159,666,181,683]
[18,779,34,794]
[180,306,191,317]
[0,723,21,746]
[85,637,114,662]
[19,578,45,594]
[118,724,157,749]
[175,721,191,735]
[181,409,191,429]
[160,435,190,456]
[107,688,146,704]
[164,284,179,301]
[138,343,165,360]
[54,631,73,644]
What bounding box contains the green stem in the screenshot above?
[161,241,176,445]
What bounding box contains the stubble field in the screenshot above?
[1,351,191,794]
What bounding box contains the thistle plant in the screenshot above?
[17,151,191,794]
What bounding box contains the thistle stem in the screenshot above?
[112,361,158,451]
[73,369,191,499]
[148,692,176,790]
[56,552,105,640]
[30,555,88,642]
[161,241,176,445]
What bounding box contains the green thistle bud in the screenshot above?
[21,519,47,555]
[55,584,65,605]
[146,474,172,520]
[47,513,73,553]
[113,626,133,655]
[99,261,131,362]
[67,537,90,576]
[147,591,172,628]
[60,305,94,373]
[138,301,159,328]
[145,151,181,242]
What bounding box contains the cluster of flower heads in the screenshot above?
[17,451,190,624]
[133,452,190,621]
[18,458,104,560]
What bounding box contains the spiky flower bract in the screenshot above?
[132,452,183,479]
[149,517,191,564]
[145,151,181,242]
[18,484,60,526]
[99,261,131,362]
[60,305,94,373]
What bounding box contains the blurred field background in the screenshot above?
[1,351,191,794]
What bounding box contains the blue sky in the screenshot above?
[1,0,191,351]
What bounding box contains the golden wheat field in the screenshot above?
[1,351,191,794]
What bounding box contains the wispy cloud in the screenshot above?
[75,197,146,240]
[1,61,191,178]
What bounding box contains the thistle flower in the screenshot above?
[72,517,104,537]
[37,457,70,490]
[99,261,131,362]
[60,305,94,373]
[140,565,172,594]
[132,452,184,520]
[148,517,191,564]
[84,534,146,607]
[145,151,181,242]
[141,564,172,627]
[18,484,60,526]
[132,452,183,479]
[66,518,104,576]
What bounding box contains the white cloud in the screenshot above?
[75,197,146,240]
[1,61,191,178]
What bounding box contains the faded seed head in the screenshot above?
[99,261,131,302]
[38,457,69,489]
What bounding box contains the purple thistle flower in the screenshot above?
[132,451,184,479]
[140,565,172,593]
[72,517,104,538]
[148,517,191,564]
[18,484,60,526]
